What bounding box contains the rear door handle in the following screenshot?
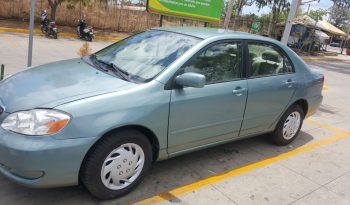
[232,87,247,96]
[285,79,295,88]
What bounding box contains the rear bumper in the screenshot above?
[0,127,96,188]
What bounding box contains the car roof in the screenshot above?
[153,27,280,44]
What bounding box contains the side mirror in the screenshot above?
[175,72,206,88]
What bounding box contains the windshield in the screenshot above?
[95,30,201,81]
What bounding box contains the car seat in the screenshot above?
[251,50,283,76]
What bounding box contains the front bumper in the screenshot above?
[0,127,97,188]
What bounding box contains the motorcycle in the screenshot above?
[46,21,58,39]
[40,10,58,39]
[77,19,94,41]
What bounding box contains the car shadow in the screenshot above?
[0,131,314,205]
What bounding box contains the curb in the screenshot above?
[302,56,350,63]
[301,57,326,62]
[0,27,122,41]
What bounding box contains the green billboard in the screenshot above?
[147,0,223,23]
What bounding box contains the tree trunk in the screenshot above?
[267,3,276,37]
[233,1,244,30]
[223,0,235,29]
[47,0,60,21]
[51,4,58,21]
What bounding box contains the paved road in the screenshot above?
[0,33,111,76]
[1,33,350,205]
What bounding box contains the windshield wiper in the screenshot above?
[106,62,130,82]
[90,54,108,72]
[91,55,130,82]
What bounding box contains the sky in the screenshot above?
[242,0,333,17]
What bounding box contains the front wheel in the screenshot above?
[270,104,304,146]
[80,129,152,199]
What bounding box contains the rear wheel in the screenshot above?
[80,129,152,199]
[270,104,304,146]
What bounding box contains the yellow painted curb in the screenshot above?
[0,27,122,41]
[133,120,350,205]
[302,57,323,62]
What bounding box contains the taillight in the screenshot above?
[320,76,325,84]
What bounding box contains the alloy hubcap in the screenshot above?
[101,143,145,190]
[283,111,301,140]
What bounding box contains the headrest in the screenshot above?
[262,50,281,63]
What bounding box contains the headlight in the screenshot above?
[1,109,70,136]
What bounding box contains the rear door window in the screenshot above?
[248,43,294,77]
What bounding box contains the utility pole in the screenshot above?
[223,0,235,29]
[28,0,36,67]
[281,0,300,44]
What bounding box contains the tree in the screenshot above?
[329,4,350,28]
[308,9,328,21]
[232,0,254,28]
[48,0,104,21]
[256,0,290,36]
[331,0,350,8]
[47,0,64,21]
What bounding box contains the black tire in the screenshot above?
[80,129,152,199]
[53,33,58,39]
[270,104,304,146]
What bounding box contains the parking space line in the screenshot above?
[133,120,350,205]
[305,118,349,135]
[323,84,329,91]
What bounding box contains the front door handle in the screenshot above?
[232,87,247,96]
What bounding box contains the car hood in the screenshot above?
[0,58,136,113]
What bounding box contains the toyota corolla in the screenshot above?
[0,27,323,199]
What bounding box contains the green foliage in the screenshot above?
[277,10,288,22]
[260,13,271,24]
[258,9,288,24]
[342,24,350,33]
[331,0,350,9]
[329,5,350,27]
[243,13,259,19]
[255,0,290,35]
[307,9,328,21]
[232,0,254,16]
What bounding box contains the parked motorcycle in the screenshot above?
[77,19,94,41]
[46,21,58,39]
[40,10,58,39]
